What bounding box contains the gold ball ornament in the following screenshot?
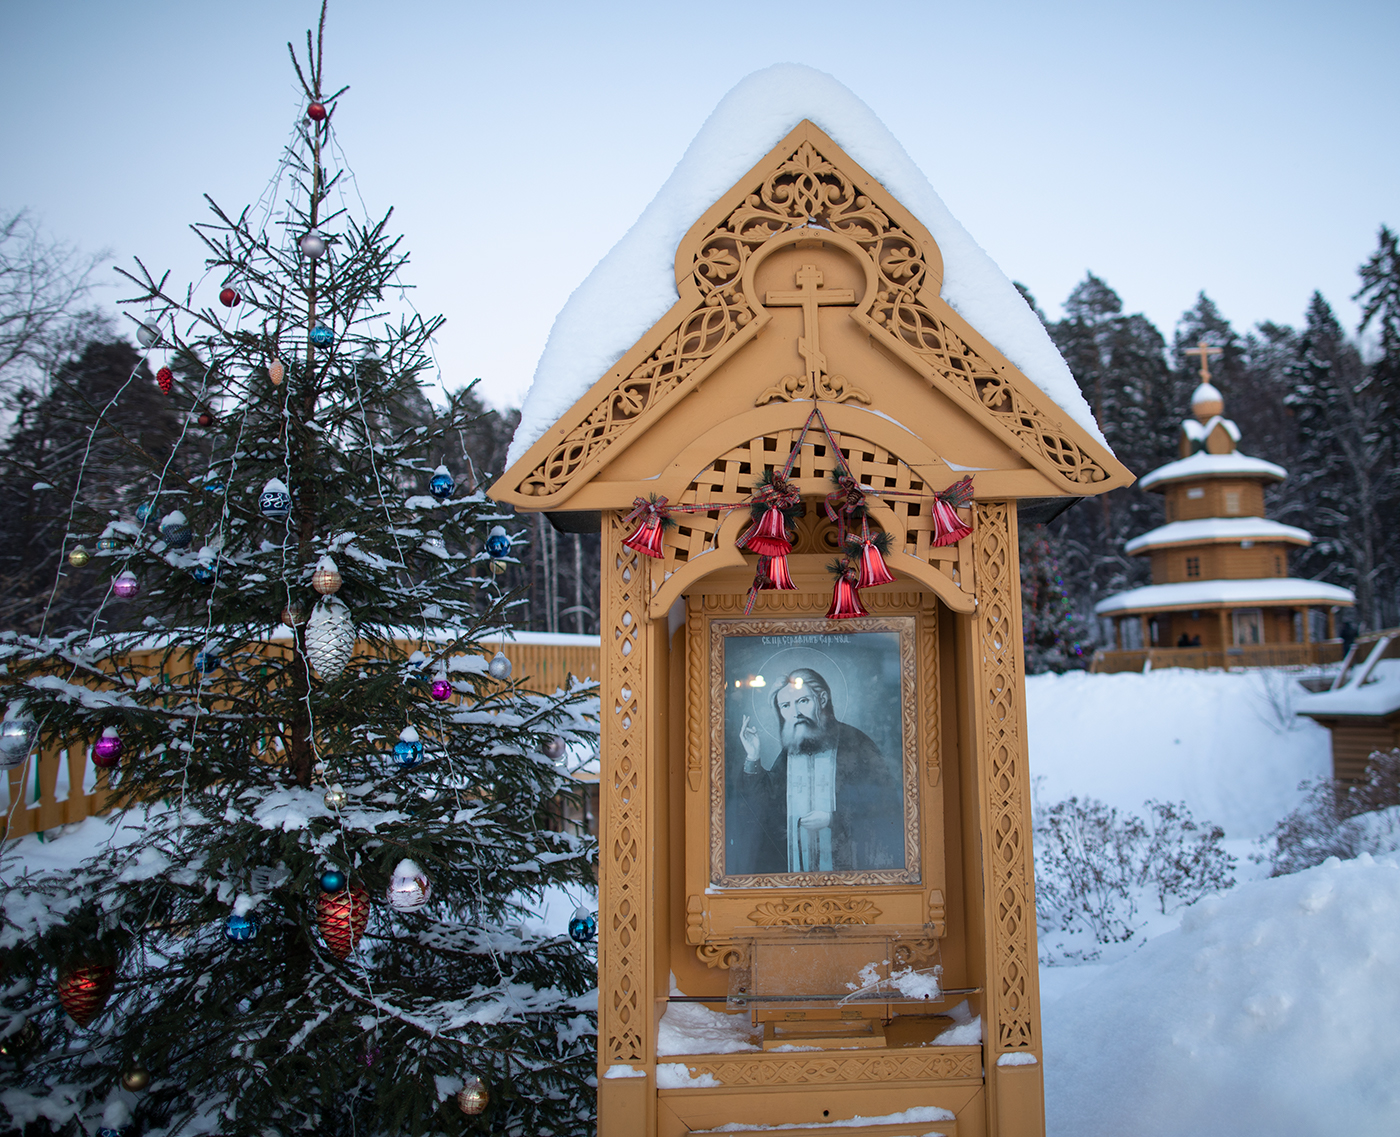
[490,559,508,575]
[268,359,285,386]
[121,1062,150,1091]
[323,784,348,809]
[456,1076,489,1116]
[67,545,90,568]
[311,556,342,595]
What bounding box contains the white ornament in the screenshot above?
[0,717,35,769]
[305,596,354,682]
[488,651,512,680]
[386,858,431,912]
[260,478,293,522]
[299,232,327,259]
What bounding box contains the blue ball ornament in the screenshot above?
[485,526,511,559]
[161,520,192,549]
[203,479,226,496]
[192,563,216,583]
[429,469,454,502]
[225,912,260,941]
[568,909,597,944]
[194,650,219,675]
[96,536,121,553]
[319,868,348,893]
[135,502,155,524]
[309,324,334,347]
[98,1127,135,1137]
[393,739,422,768]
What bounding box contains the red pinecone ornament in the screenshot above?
[57,963,116,1027]
[317,884,370,959]
[156,367,173,394]
[307,102,327,122]
[218,287,240,308]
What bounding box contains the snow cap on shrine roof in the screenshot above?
[505,63,1107,468]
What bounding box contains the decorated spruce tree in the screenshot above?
[0,10,597,1136]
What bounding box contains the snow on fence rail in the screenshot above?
[2,635,602,842]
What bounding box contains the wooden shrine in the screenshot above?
[493,120,1130,1136]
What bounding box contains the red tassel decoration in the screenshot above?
[622,515,665,559]
[765,553,797,591]
[57,963,116,1027]
[740,505,793,557]
[854,534,896,588]
[826,559,868,620]
[317,884,370,959]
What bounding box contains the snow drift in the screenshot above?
[507,63,1106,468]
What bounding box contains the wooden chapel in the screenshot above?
[492,120,1131,1136]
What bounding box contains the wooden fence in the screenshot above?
[2,634,601,842]
[1090,641,1346,674]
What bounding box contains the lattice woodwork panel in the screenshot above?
[601,516,650,1066]
[678,1050,982,1087]
[974,501,1036,1056]
[652,427,971,594]
[509,132,1108,501]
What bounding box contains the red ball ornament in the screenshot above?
[156,367,173,395]
[197,411,215,428]
[307,102,327,122]
[218,287,240,308]
[57,963,116,1027]
[316,883,370,959]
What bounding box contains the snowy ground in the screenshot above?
[1027,667,1399,1137]
[7,668,1396,1134]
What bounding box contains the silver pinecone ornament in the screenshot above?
[305,596,354,682]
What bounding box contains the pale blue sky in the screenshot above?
[2,0,1395,410]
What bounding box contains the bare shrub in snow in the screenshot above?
[1035,795,1235,963]
[1261,748,1400,876]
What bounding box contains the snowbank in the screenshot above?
[507,63,1105,469]
[1043,854,1400,1137]
[1026,669,1331,839]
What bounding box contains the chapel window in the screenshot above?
[1186,556,1201,578]
[1224,490,1241,514]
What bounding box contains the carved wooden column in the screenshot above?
[597,512,657,1135]
[971,501,1045,1134]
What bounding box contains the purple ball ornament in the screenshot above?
[112,571,139,599]
[93,728,123,769]
[430,679,452,702]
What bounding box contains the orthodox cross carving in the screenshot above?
[1184,339,1223,384]
[757,263,870,405]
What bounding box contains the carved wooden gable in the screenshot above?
[493,120,1130,517]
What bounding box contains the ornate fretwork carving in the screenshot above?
[746,895,883,926]
[673,1049,981,1087]
[864,301,1106,485]
[507,129,1109,502]
[921,595,941,787]
[651,427,972,599]
[974,501,1037,1057]
[600,518,650,1066]
[696,942,746,970]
